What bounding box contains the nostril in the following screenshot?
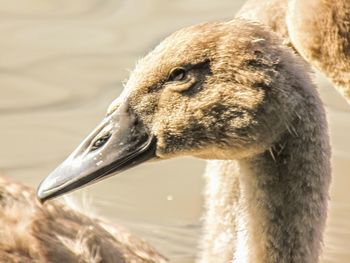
[90,132,112,151]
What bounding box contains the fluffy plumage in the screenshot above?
[238,0,350,103]
[0,176,167,263]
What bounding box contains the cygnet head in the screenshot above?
[37,19,312,201]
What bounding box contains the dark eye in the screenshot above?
[91,132,111,151]
[168,67,187,82]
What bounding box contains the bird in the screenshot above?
[37,18,331,263]
[0,175,167,262]
[238,0,350,104]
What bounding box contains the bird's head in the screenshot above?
[37,19,310,201]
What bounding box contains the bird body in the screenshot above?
[238,0,350,103]
[0,176,167,263]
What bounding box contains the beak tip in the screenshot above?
[36,180,55,203]
[36,187,48,203]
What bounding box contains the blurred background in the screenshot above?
[0,0,349,262]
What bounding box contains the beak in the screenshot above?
[37,101,157,202]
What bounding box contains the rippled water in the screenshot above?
[0,1,349,262]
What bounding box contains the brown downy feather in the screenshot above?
[238,0,350,103]
[0,176,167,263]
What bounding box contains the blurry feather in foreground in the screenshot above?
[0,176,167,263]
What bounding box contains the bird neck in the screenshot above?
[238,113,331,263]
[201,101,331,263]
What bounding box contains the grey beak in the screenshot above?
[37,102,156,202]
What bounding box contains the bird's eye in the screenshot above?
[91,132,111,151]
[167,67,187,82]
